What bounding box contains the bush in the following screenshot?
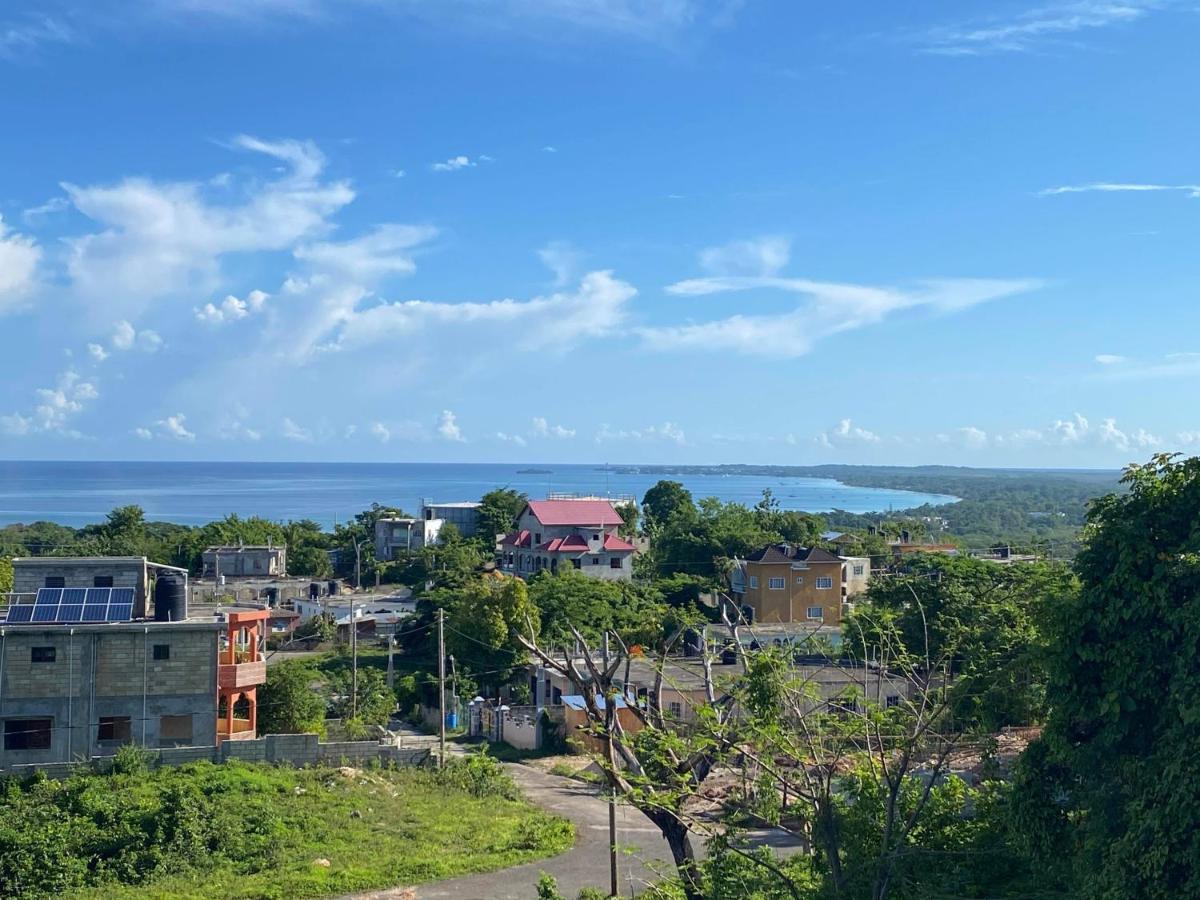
[110,743,155,775]
[436,749,518,800]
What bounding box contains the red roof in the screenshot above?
[603,534,636,553]
[500,530,531,548]
[535,534,591,553]
[526,499,624,527]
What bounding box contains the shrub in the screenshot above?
[436,749,518,800]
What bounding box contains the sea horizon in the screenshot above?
[0,459,961,529]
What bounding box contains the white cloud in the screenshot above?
[60,134,353,322]
[538,240,583,287]
[295,225,436,280]
[2,370,98,437]
[959,426,989,448]
[1051,413,1090,443]
[110,319,162,352]
[531,416,576,438]
[496,431,528,446]
[0,215,40,312]
[643,270,1040,358]
[87,343,109,362]
[595,422,686,445]
[699,235,790,277]
[133,426,153,440]
[920,0,1166,56]
[437,409,465,442]
[1094,353,1126,365]
[156,413,196,441]
[1040,182,1200,198]
[325,270,635,357]
[195,289,270,324]
[390,168,406,178]
[370,421,391,443]
[542,145,558,153]
[22,196,70,223]
[816,418,881,448]
[281,417,313,442]
[430,155,475,172]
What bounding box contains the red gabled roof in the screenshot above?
[536,534,591,554]
[501,530,531,548]
[603,533,635,553]
[526,499,624,527]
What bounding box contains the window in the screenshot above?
[4,718,52,751]
[886,695,901,709]
[159,714,194,748]
[97,716,132,743]
[534,533,541,544]
[668,701,683,718]
[767,577,785,590]
[44,576,65,588]
[610,557,622,569]
[748,575,759,589]
[592,533,600,541]
[572,558,581,570]
[93,575,115,588]
[853,565,865,576]
[795,576,804,585]
[806,607,824,620]
[153,644,170,661]
[591,556,600,565]
[31,647,56,663]
[816,576,834,590]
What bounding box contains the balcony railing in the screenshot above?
[218,658,267,690]
[217,718,256,740]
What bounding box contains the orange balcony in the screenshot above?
[219,658,266,690]
[217,718,256,741]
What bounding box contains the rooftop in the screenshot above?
[743,544,844,565]
[526,499,624,527]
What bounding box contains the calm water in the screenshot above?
[0,461,958,528]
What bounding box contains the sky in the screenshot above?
[0,0,1197,468]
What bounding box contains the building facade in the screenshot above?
[374,517,442,561]
[499,499,636,581]
[422,501,481,537]
[731,544,870,625]
[0,620,221,767]
[202,545,287,578]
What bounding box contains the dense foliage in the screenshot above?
[1019,454,1200,897]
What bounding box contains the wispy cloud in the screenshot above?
[595,422,686,445]
[643,239,1040,358]
[0,15,72,61]
[1094,353,1126,365]
[816,418,880,449]
[0,215,40,313]
[1091,351,1200,380]
[437,409,465,442]
[919,0,1167,56]
[195,289,269,324]
[1040,182,1200,198]
[430,155,476,172]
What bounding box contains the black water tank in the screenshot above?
[309,582,320,600]
[682,629,703,658]
[720,644,738,665]
[327,580,339,596]
[154,573,187,622]
[263,586,278,605]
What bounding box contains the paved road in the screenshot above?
[413,764,676,900]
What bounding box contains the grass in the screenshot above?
[25,760,574,900]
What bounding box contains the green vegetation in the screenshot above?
[0,757,571,900]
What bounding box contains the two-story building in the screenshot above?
[499,499,636,581]
[202,544,287,579]
[731,544,872,626]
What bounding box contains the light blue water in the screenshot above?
[0,461,957,528]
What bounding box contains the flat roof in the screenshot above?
[203,545,285,552]
[424,501,481,509]
[13,556,147,565]
[1,619,221,633]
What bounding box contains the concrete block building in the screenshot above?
[202,544,287,578]
[499,499,637,581]
[730,544,873,626]
[12,557,152,616]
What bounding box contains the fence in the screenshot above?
[2,732,431,779]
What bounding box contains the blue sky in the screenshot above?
[1,0,1197,468]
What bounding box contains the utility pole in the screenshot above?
[386,621,395,688]
[438,607,446,769]
[351,598,358,719]
[609,784,619,898]
[354,539,364,590]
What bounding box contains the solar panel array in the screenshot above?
[6,587,136,624]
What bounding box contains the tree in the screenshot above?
[444,575,541,688]
[528,570,667,646]
[258,663,325,734]
[477,488,527,541]
[0,558,11,594]
[1027,454,1200,897]
[329,667,395,736]
[844,555,1076,730]
[642,480,695,531]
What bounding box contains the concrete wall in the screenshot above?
[501,706,541,750]
[202,548,286,578]
[0,625,219,767]
[0,732,431,776]
[743,559,844,624]
[12,559,148,614]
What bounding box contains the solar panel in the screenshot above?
[8,585,140,625]
[32,604,59,622]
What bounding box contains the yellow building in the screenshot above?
[733,544,865,626]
